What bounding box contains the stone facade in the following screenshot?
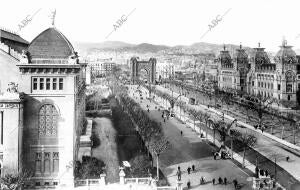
[0,27,87,189]
[217,41,300,107]
[130,57,157,84]
[217,45,250,94]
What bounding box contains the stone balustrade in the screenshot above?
[75,176,106,187]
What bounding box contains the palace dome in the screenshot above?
[252,43,271,65]
[274,40,297,64]
[218,45,231,61]
[275,41,297,58]
[234,45,248,60]
[27,27,75,59]
[276,47,296,58]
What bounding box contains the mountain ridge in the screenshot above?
[74,41,257,55]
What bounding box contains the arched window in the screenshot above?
[39,104,58,137]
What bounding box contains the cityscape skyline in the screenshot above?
[1,0,300,52]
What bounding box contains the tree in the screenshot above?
[0,170,32,190]
[202,112,210,139]
[149,137,171,180]
[277,112,289,140]
[90,132,101,148]
[267,109,280,135]
[211,120,220,145]
[243,94,275,128]
[231,130,257,167]
[286,112,299,144]
[129,154,151,177]
[75,156,105,179]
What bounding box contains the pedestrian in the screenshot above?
[286,156,290,162]
[255,166,259,178]
[180,131,183,136]
[213,152,217,160]
[192,165,195,172]
[200,176,205,184]
[212,178,215,185]
[218,177,223,184]
[233,179,238,189]
[187,180,191,189]
[260,169,264,176]
[224,177,227,185]
[187,167,191,174]
[176,167,181,181]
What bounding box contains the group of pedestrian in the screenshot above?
[214,151,227,160]
[255,166,269,178]
[211,177,228,185]
[187,165,195,174]
[176,165,196,181]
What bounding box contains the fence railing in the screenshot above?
[156,186,177,190]
[75,179,103,186]
[125,177,152,185]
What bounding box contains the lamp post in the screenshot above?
[274,157,277,181]
[156,152,160,181]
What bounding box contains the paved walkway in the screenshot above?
[92,118,120,183]
[128,85,253,190]
[154,85,300,189]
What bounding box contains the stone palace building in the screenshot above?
[217,40,300,106]
[0,27,87,188]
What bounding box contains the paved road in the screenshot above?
[128,85,253,190]
[155,85,300,190]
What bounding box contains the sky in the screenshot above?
[1,0,300,51]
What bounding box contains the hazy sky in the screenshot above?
[1,0,300,51]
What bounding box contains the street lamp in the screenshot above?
[274,157,277,181]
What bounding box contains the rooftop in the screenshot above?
[0,28,29,44]
[27,27,75,59]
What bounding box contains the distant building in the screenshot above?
[199,59,218,82]
[89,58,116,78]
[156,61,175,82]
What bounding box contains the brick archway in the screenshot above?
[130,57,156,84]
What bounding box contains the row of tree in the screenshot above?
[109,81,170,180]
[165,79,300,145]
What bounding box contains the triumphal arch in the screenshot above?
[130,57,156,84]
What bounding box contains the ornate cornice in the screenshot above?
[17,64,82,74]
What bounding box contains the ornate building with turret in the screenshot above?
[0,27,87,188]
[217,44,250,94]
[248,40,300,103]
[217,40,300,106]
